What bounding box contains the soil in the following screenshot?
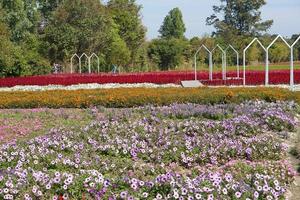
[288,127,300,200]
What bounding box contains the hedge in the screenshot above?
[0,87,298,108]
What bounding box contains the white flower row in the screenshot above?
[0,82,297,92]
[0,83,181,92]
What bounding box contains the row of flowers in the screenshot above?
[0,83,180,92]
[0,101,298,199]
[0,87,298,109]
[0,70,300,87]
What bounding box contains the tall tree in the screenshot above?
[159,7,186,39]
[43,0,130,69]
[107,0,146,67]
[0,0,40,42]
[148,38,188,70]
[37,0,63,19]
[206,0,273,39]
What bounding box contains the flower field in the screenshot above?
[1,70,300,87]
[0,87,299,109]
[0,101,299,199]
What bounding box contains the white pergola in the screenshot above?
[194,45,213,80]
[243,38,267,85]
[88,53,100,73]
[79,53,89,74]
[225,45,240,79]
[211,44,226,80]
[71,53,100,74]
[243,35,300,87]
[70,54,80,74]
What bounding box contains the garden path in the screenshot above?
[288,124,300,200]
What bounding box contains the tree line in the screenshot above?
[0,0,299,77]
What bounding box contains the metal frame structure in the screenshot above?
[71,53,100,74]
[290,36,300,87]
[243,35,300,87]
[194,45,212,80]
[225,45,240,79]
[212,44,226,80]
[88,53,100,73]
[70,54,80,74]
[79,53,89,74]
[243,38,267,85]
[266,35,300,87]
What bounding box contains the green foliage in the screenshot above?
[0,20,20,77]
[159,7,186,39]
[269,42,289,63]
[36,0,64,22]
[43,0,130,70]
[148,38,188,70]
[292,34,300,60]
[107,0,146,66]
[207,0,273,44]
[0,0,40,42]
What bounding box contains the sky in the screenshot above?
[135,0,300,40]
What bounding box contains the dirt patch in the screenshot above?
[288,128,300,200]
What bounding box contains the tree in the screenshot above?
[0,7,50,77]
[43,0,130,69]
[37,0,63,21]
[0,16,20,77]
[0,0,40,42]
[291,34,300,61]
[206,0,273,40]
[107,0,146,67]
[148,38,188,70]
[159,7,186,39]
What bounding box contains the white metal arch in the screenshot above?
[290,36,300,88]
[212,44,226,80]
[243,38,267,85]
[79,53,89,74]
[266,35,300,88]
[225,45,239,79]
[266,35,291,86]
[194,45,213,80]
[70,54,80,74]
[88,53,100,74]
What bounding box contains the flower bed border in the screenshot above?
[0,87,298,108]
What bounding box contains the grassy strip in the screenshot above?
[0,87,298,108]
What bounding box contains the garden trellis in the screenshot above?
[88,53,100,73]
[70,54,80,74]
[243,35,300,88]
[194,44,231,81]
[243,38,267,86]
[194,45,212,80]
[71,53,100,74]
[225,45,240,79]
[211,44,226,80]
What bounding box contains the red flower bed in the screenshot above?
[0,70,299,87]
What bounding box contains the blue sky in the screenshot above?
[135,0,300,40]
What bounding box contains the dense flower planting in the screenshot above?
[0,87,298,109]
[0,83,180,92]
[0,101,298,199]
[0,70,300,87]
